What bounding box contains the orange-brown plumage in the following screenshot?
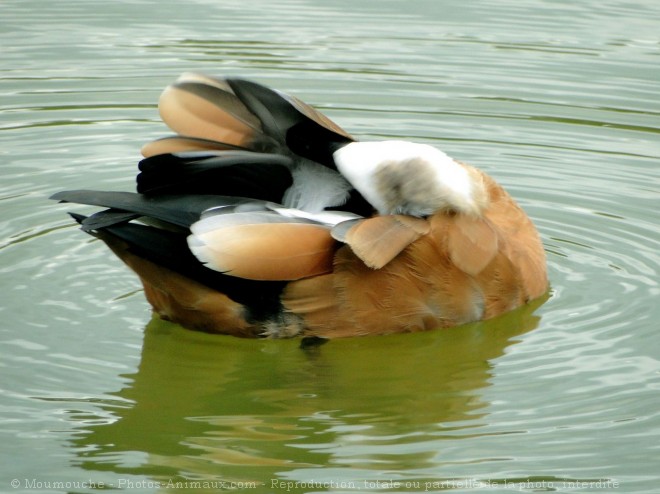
[190,222,337,281]
[52,73,548,338]
[158,86,256,147]
[98,229,258,337]
[277,166,547,337]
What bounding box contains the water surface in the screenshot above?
[1,0,659,492]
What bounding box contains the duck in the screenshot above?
[51,73,548,339]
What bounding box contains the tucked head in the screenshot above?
[333,141,487,217]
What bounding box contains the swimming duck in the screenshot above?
[51,73,548,338]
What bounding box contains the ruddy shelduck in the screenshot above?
[52,73,548,338]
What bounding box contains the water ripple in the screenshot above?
[2,0,660,491]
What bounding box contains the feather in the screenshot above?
[447,215,499,276]
[51,190,254,229]
[282,159,353,212]
[331,215,430,269]
[282,93,353,141]
[226,78,353,167]
[477,170,548,299]
[107,238,261,337]
[264,204,361,225]
[50,74,549,338]
[141,136,248,158]
[67,212,286,328]
[334,141,488,217]
[171,75,262,131]
[191,210,314,232]
[158,84,262,149]
[136,151,293,200]
[188,219,336,281]
[280,274,345,334]
[80,209,141,231]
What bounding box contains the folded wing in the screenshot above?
[188,212,338,281]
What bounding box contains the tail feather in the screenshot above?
[79,209,141,232]
[51,190,253,229]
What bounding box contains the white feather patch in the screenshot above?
[265,203,361,226]
[334,141,484,216]
[282,159,352,212]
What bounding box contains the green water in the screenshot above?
[2,0,659,492]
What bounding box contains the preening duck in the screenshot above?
[51,73,548,338]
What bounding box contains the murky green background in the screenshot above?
[2,0,659,492]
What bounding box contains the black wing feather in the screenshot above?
[227,78,353,167]
[136,151,293,200]
[172,80,262,132]
[51,190,253,229]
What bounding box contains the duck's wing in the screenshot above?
[143,73,354,166]
[50,190,254,229]
[152,73,265,150]
[187,211,337,281]
[225,77,353,167]
[53,188,431,283]
[136,149,294,199]
[51,190,361,282]
[137,73,364,213]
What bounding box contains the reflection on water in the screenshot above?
[68,299,545,484]
[3,0,660,491]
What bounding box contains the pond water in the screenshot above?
[1,0,659,492]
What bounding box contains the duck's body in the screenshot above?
[52,73,547,338]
